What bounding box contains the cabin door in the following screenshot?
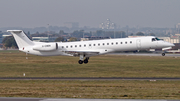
[136,39,141,49]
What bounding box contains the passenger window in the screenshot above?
[107,43,109,45]
[103,43,105,45]
[111,43,113,45]
[89,44,91,46]
[75,45,77,47]
[98,43,100,46]
[125,42,127,44]
[79,45,81,47]
[84,44,86,47]
[62,46,64,48]
[94,44,96,46]
[116,42,118,45]
[130,41,132,44]
[121,42,123,44]
[71,46,73,48]
[66,46,68,48]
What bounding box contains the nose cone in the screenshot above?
[157,41,175,49]
[170,43,175,47]
[164,42,175,47]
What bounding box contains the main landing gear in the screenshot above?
[78,58,89,64]
[78,55,89,64]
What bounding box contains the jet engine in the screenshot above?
[33,43,58,52]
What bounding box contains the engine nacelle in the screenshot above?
[33,43,58,52]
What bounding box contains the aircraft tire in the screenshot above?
[84,59,88,64]
[78,60,83,64]
[162,53,165,56]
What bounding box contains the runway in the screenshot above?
[0,98,179,101]
[1,77,180,80]
[109,53,180,57]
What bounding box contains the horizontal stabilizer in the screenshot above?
[7,30,22,34]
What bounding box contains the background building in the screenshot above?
[176,23,180,34]
[64,22,79,29]
[99,19,116,30]
[159,37,179,43]
[32,37,58,42]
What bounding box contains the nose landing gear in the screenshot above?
[162,53,165,56]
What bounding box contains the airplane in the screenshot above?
[7,30,174,64]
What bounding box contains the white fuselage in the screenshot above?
[21,36,174,57]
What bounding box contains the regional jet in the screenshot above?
[7,30,174,64]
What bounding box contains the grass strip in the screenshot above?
[0,80,180,99]
[0,51,180,77]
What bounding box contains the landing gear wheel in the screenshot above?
[78,60,83,64]
[162,53,165,56]
[84,59,88,64]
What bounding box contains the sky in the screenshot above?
[0,0,180,28]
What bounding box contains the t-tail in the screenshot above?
[7,30,34,50]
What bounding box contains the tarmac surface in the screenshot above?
[0,98,179,101]
[109,53,180,57]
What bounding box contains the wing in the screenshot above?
[63,50,100,57]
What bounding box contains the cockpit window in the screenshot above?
[155,37,161,41]
[152,37,161,42]
[152,38,156,42]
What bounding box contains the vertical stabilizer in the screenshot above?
[7,30,34,49]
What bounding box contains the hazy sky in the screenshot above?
[0,0,180,28]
